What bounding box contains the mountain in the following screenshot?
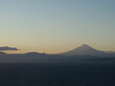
[104,51,115,53]
[60,44,106,56]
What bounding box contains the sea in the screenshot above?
[0,62,115,86]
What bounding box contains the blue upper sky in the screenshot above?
[0,0,115,53]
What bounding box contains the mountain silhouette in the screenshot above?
[104,51,115,53]
[60,44,106,56]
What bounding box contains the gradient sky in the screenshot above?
[0,0,115,54]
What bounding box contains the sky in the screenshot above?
[0,0,115,54]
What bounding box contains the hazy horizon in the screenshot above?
[0,0,115,54]
[1,44,115,55]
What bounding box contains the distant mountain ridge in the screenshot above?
[0,45,115,63]
[60,44,108,56]
[104,51,115,53]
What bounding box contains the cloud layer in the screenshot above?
[0,46,19,51]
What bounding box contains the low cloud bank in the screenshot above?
[0,46,19,51]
